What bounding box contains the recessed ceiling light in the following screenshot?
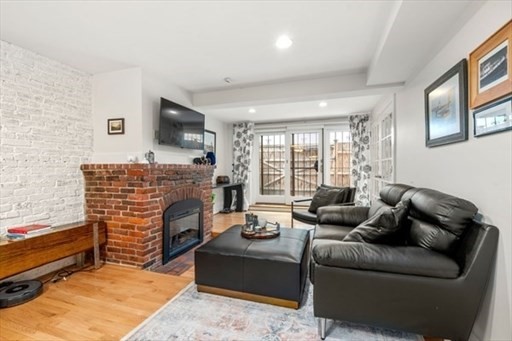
[249,108,256,114]
[275,35,293,49]
[319,102,328,108]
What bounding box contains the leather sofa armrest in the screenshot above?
[316,206,369,227]
[312,241,460,279]
[291,198,312,211]
[292,198,313,203]
[331,202,355,207]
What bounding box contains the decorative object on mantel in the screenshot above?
[424,59,468,147]
[205,151,216,165]
[216,175,230,184]
[474,96,512,137]
[204,130,216,154]
[193,156,211,165]
[144,150,155,164]
[107,118,125,135]
[469,20,511,109]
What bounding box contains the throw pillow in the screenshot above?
[308,187,348,213]
[343,199,411,244]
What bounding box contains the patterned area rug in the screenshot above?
[123,283,422,341]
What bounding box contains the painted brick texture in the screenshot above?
[0,41,92,231]
[81,164,214,269]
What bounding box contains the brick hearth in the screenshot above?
[81,164,214,269]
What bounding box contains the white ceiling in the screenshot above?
[0,1,483,123]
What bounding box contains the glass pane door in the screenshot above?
[257,133,286,203]
[289,131,321,200]
[325,130,351,187]
[370,96,395,204]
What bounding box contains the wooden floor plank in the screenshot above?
[0,264,191,340]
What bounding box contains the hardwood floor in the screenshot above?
[0,210,437,341]
[0,264,191,340]
[0,209,308,340]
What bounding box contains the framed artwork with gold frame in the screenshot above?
[469,20,512,109]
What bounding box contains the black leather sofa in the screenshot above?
[291,185,356,227]
[310,184,499,341]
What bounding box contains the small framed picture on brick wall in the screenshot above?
[108,118,125,135]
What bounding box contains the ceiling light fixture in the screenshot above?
[275,35,293,49]
[319,101,328,108]
[249,108,256,114]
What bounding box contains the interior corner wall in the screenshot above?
[394,2,511,340]
[140,72,199,164]
[141,73,232,212]
[0,40,93,232]
[92,67,143,163]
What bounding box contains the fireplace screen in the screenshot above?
[162,199,203,264]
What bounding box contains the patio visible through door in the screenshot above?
[256,130,321,203]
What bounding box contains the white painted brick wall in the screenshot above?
[0,40,93,232]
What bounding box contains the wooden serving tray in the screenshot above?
[241,229,280,240]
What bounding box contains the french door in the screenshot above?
[288,130,322,201]
[323,129,352,188]
[256,130,321,204]
[256,132,286,203]
[370,96,395,203]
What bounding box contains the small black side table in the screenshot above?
[213,182,244,212]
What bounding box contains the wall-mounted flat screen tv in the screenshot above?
[158,97,205,150]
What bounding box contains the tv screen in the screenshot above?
[158,97,205,150]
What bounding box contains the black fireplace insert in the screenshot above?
[162,198,203,264]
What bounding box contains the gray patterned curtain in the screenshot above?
[349,114,371,206]
[233,122,255,210]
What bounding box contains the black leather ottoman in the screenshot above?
[195,225,310,308]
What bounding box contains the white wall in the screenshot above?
[0,41,92,231]
[395,2,511,340]
[141,72,232,212]
[91,69,232,190]
[141,71,200,164]
[92,68,143,162]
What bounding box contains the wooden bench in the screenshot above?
[0,221,106,280]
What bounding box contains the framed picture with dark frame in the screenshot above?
[204,129,216,154]
[425,59,468,147]
[107,118,125,135]
[469,20,511,109]
[473,96,512,137]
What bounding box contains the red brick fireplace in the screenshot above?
[81,164,214,269]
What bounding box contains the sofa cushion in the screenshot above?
[314,224,354,242]
[308,186,348,213]
[343,199,410,244]
[317,206,370,227]
[291,210,317,224]
[312,241,460,279]
[379,184,414,206]
[407,188,478,254]
[320,184,354,203]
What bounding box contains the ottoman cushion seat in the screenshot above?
[195,225,310,307]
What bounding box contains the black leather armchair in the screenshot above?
[291,185,355,228]
[310,184,499,341]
